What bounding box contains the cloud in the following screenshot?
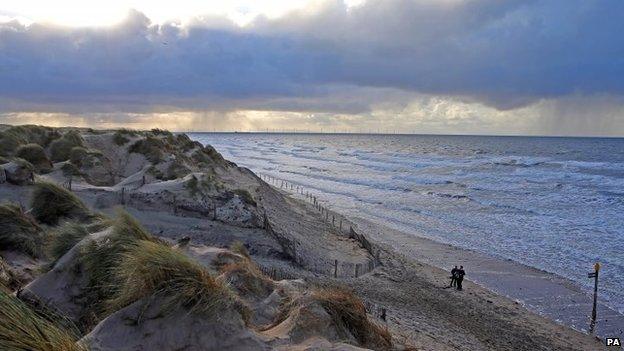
[5,94,623,136]
[0,0,623,135]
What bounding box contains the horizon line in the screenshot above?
[179,130,624,139]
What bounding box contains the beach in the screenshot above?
[190,132,624,342]
[0,126,613,350]
[278,186,611,350]
[352,216,624,339]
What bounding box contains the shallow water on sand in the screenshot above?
[189,132,624,329]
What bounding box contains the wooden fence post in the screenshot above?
[121,187,125,205]
[334,260,338,278]
[355,264,360,278]
[173,195,178,215]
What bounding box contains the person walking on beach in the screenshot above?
[449,265,458,287]
[456,266,465,290]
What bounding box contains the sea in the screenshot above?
[188,133,624,317]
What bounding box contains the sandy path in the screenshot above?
[336,245,608,351]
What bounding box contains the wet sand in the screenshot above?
[352,216,624,339]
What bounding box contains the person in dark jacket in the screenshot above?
[456,266,466,290]
[449,265,458,287]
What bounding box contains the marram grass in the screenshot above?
[229,240,250,258]
[219,258,273,297]
[0,203,42,257]
[49,130,84,162]
[312,287,392,349]
[78,209,155,327]
[110,240,250,321]
[30,182,91,225]
[46,221,90,262]
[78,210,249,328]
[0,290,86,351]
[15,143,51,171]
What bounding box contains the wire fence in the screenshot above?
[59,171,384,279]
[54,171,391,322]
[259,173,384,278]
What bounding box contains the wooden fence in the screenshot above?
[258,264,302,281]
[259,173,384,278]
[57,171,384,279]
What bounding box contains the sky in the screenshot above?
[1,0,623,136]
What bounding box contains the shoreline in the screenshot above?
[0,125,613,350]
[351,215,624,338]
[279,184,624,339]
[266,186,605,349]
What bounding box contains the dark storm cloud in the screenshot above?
[0,0,623,113]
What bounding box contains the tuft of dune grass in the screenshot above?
[69,147,89,166]
[49,138,76,162]
[1,258,20,292]
[61,162,82,178]
[312,287,392,350]
[78,209,157,327]
[0,131,22,156]
[219,259,273,298]
[0,290,86,351]
[229,240,250,258]
[0,203,43,257]
[109,240,250,322]
[112,131,130,146]
[61,131,84,149]
[83,214,112,233]
[49,131,84,162]
[15,143,52,172]
[4,125,60,148]
[191,145,227,167]
[129,136,165,164]
[165,159,191,180]
[46,222,90,263]
[176,133,196,151]
[150,128,173,137]
[30,182,91,225]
